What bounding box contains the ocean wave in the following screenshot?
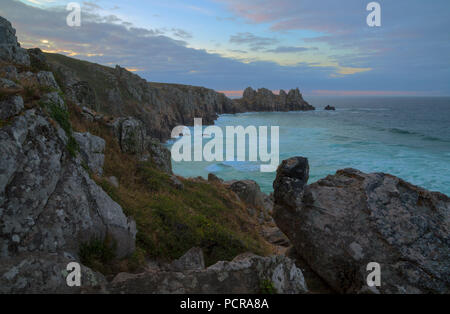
[387,128,449,143]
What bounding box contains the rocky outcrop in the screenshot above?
[110,116,172,173]
[45,53,313,141]
[0,16,30,66]
[0,107,136,257]
[0,252,107,294]
[0,17,137,293]
[236,87,315,112]
[324,105,336,111]
[273,157,450,294]
[74,132,106,176]
[225,180,266,210]
[107,248,308,294]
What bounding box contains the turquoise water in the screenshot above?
[168,97,450,196]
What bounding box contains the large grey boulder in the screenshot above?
[66,81,97,109]
[27,48,49,71]
[0,252,106,294]
[107,249,308,294]
[146,138,172,174]
[169,247,205,272]
[112,117,146,154]
[273,157,450,294]
[0,109,136,292]
[0,16,30,66]
[225,180,266,210]
[110,117,173,173]
[74,132,106,176]
[41,92,65,109]
[36,71,59,90]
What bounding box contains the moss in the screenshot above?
[66,136,79,158]
[127,247,147,272]
[259,279,277,294]
[79,236,116,274]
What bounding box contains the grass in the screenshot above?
[68,102,272,270]
[79,236,116,275]
[40,98,79,157]
[259,278,277,294]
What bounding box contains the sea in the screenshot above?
[167,96,450,196]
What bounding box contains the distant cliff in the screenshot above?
[236,87,315,112]
[44,53,314,141]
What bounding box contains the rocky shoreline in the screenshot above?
[0,16,449,294]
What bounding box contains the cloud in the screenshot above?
[1,0,448,95]
[171,28,193,39]
[266,46,318,53]
[217,0,450,94]
[229,32,278,51]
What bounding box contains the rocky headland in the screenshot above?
[44,53,314,142]
[0,16,448,294]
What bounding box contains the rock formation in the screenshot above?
[0,16,303,294]
[0,18,136,293]
[273,157,450,294]
[235,87,315,112]
[45,54,314,142]
[324,105,336,111]
[0,17,30,66]
[107,248,308,294]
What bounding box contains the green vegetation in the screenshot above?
[79,236,116,274]
[45,53,129,108]
[96,163,269,267]
[67,98,271,274]
[41,99,79,157]
[259,279,277,294]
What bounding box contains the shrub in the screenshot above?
[79,236,116,274]
[259,279,277,294]
[41,101,79,157]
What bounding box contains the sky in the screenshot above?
[1,0,449,96]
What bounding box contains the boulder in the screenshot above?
[113,117,146,154]
[0,252,106,294]
[324,105,336,111]
[146,138,172,174]
[74,132,106,176]
[107,249,308,294]
[169,247,205,272]
[0,109,136,292]
[41,92,65,109]
[66,81,97,109]
[208,173,223,183]
[36,71,59,90]
[27,48,49,71]
[225,179,266,210]
[273,157,450,294]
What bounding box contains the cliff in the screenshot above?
[1,16,300,293]
[236,87,315,112]
[44,53,314,141]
